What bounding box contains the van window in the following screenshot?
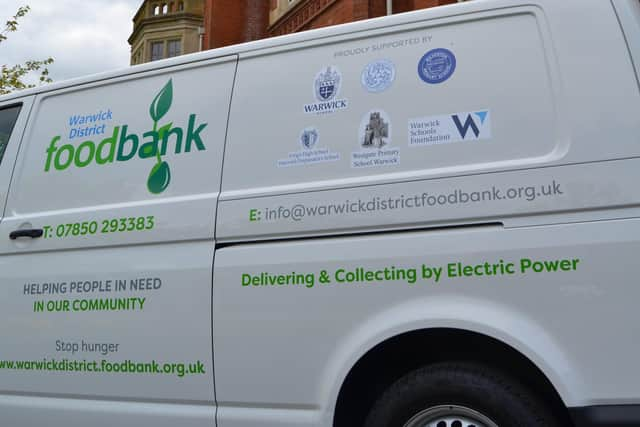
[0,105,22,166]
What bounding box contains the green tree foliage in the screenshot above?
[1,6,54,95]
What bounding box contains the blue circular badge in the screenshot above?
[418,48,457,84]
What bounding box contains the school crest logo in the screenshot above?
[304,66,348,115]
[276,126,339,167]
[315,66,341,101]
[300,127,319,149]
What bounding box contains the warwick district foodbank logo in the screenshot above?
[44,79,208,194]
[304,66,348,114]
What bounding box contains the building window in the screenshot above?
[162,3,168,14]
[151,41,164,61]
[271,0,301,25]
[177,1,184,11]
[153,5,160,15]
[167,40,181,58]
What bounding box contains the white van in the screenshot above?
[0,0,639,426]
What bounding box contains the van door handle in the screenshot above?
[10,228,44,240]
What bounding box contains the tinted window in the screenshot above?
[151,42,164,61]
[167,40,181,58]
[0,105,21,166]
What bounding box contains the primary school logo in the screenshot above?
[352,110,400,168]
[43,79,208,194]
[304,66,348,114]
[360,111,390,148]
[418,48,457,84]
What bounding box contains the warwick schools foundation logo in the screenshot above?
[44,79,209,194]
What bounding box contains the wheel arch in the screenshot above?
[332,327,574,426]
[322,298,578,427]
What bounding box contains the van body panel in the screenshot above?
[0,57,236,424]
[0,242,215,401]
[213,218,640,425]
[217,158,640,241]
[612,0,640,86]
[5,56,236,250]
[222,8,562,197]
[217,0,640,242]
[0,395,215,427]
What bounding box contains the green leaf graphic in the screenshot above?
[147,161,171,194]
[142,144,155,156]
[149,79,173,122]
[157,122,173,141]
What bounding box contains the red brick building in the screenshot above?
[203,0,460,50]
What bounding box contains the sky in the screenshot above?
[1,0,142,83]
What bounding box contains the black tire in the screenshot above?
[364,362,562,427]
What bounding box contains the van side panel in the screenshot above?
[612,0,640,86]
[0,57,237,425]
[213,0,640,426]
[0,396,214,427]
[217,0,640,241]
[214,219,640,425]
[222,9,560,199]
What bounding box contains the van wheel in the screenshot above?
[364,362,562,427]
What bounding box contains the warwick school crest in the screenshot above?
[315,66,341,102]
